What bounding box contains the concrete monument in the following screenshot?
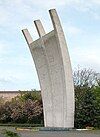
[22,9,74,128]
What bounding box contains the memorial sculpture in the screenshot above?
[22,9,74,128]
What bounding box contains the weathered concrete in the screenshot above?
[22,9,74,128]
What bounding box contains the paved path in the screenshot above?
[18,131,100,137]
[0,127,100,137]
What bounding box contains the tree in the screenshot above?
[93,86,100,128]
[11,99,43,124]
[75,88,96,128]
[0,101,13,123]
[73,67,99,87]
[0,97,5,106]
[74,67,100,128]
[0,90,43,124]
[15,90,42,102]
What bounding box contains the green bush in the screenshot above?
[0,90,43,124]
[2,129,20,137]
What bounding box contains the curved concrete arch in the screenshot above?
[49,9,75,127]
[22,9,74,128]
[22,25,53,127]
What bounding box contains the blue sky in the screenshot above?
[0,0,100,90]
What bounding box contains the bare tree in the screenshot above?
[73,67,100,87]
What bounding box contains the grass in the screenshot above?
[1,129,20,137]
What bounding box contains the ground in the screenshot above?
[0,127,100,137]
[18,130,100,137]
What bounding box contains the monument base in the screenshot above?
[39,127,75,131]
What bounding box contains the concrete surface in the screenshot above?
[20,131,100,137]
[1,130,100,137]
[22,9,74,128]
[0,127,100,137]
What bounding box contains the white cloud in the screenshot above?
[0,44,3,53]
[0,0,100,29]
[84,49,100,68]
[91,0,100,5]
[66,25,83,36]
[0,42,8,54]
[71,42,100,72]
[0,10,9,25]
[0,77,14,84]
[91,12,100,20]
